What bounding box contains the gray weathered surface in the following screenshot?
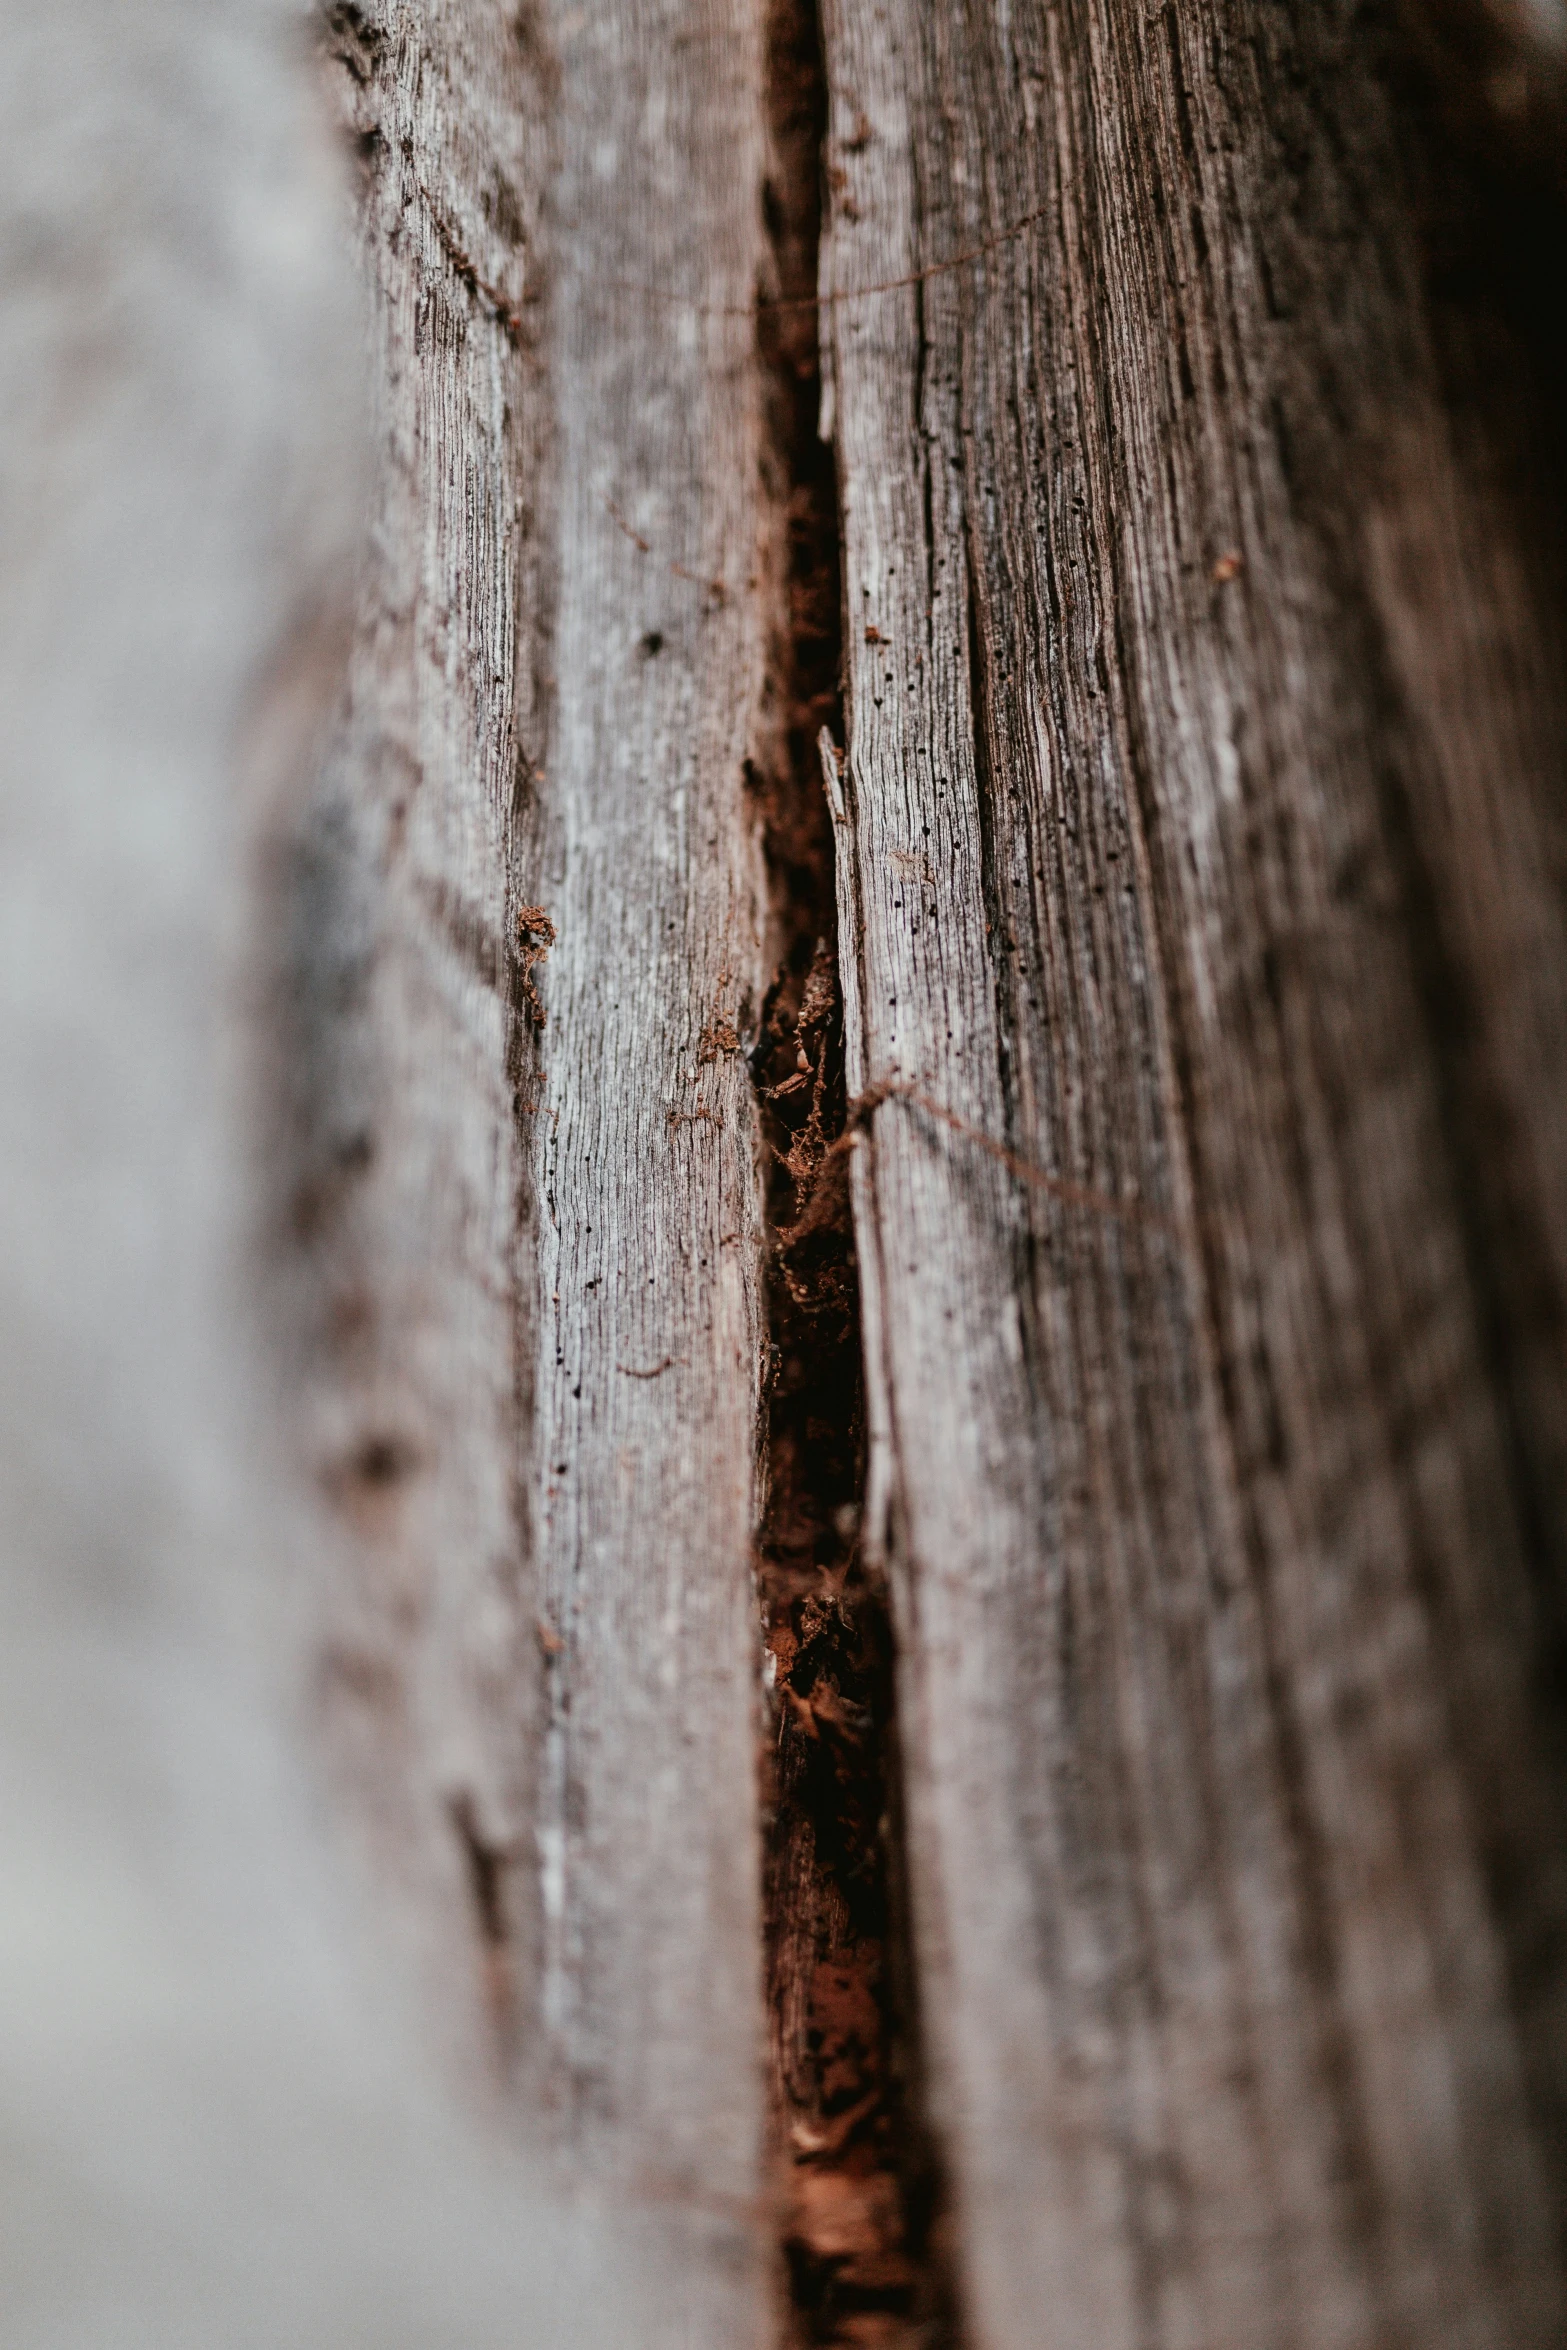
[33,0,1567,2341]
[0,2,635,2341]
[821,1,1567,2343]
[526,0,774,2282]
[292,3,780,2335]
[286,0,555,2079]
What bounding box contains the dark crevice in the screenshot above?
[447,1790,518,2054]
[449,1789,509,1952]
[320,0,384,86]
[753,6,954,2344]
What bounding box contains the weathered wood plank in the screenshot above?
[522,1,775,2318]
[821,2,1567,2342]
[284,0,557,2075]
[289,1,782,2335]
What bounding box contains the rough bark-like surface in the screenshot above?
[820,2,1567,2344]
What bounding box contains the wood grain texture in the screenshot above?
[819,2,1567,2343]
[272,1,1567,2339]
[288,2,782,2335]
[523,4,774,2320]
[284,0,555,2075]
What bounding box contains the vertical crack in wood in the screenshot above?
[752,6,955,2343]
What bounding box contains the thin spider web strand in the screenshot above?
[583,201,1050,320]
